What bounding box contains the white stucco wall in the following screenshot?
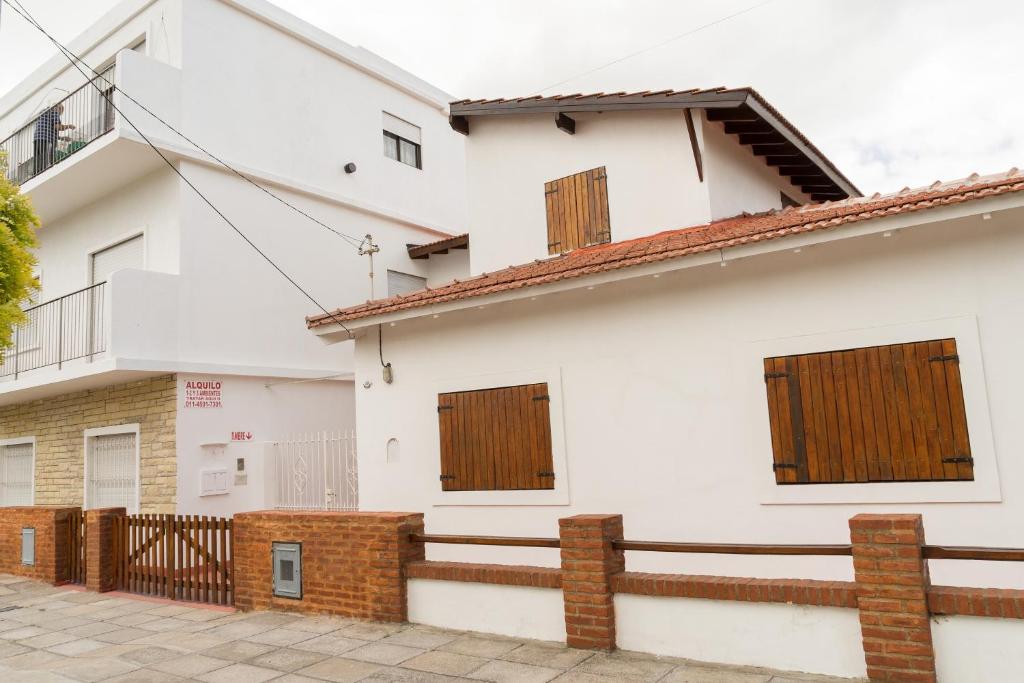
[463,111,712,276]
[408,579,566,643]
[175,373,354,516]
[932,615,1024,682]
[615,594,866,679]
[701,113,812,220]
[352,204,1024,587]
[179,0,466,233]
[32,169,180,301]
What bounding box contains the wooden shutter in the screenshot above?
[544,167,611,255]
[437,383,555,491]
[763,338,973,484]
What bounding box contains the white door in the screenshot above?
[86,432,138,513]
[0,443,33,506]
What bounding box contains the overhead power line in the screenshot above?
[533,0,776,95]
[3,0,365,250]
[3,0,355,337]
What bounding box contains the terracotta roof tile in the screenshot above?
[308,170,1024,329]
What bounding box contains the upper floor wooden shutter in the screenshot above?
[437,383,555,491]
[544,167,611,255]
[763,338,973,484]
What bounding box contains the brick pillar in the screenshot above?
[85,508,126,593]
[850,514,936,683]
[559,514,624,650]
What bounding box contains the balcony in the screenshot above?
[1,66,116,187]
[0,282,107,381]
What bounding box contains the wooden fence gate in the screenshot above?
[66,509,85,585]
[113,514,234,606]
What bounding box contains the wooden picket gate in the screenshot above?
[66,509,86,585]
[113,514,234,606]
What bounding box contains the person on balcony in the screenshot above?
[32,103,75,173]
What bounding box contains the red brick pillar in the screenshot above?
[850,514,936,683]
[85,508,126,593]
[559,514,624,650]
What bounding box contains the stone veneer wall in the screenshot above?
[0,375,177,513]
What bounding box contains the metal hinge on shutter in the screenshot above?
[545,188,559,195]
[537,471,555,478]
[437,405,453,412]
[929,354,959,363]
[439,474,455,481]
[772,463,797,471]
[547,241,561,249]
[532,394,550,401]
[764,372,789,381]
[941,456,973,464]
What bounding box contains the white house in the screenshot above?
[309,90,1024,598]
[0,0,469,515]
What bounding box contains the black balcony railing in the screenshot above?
[0,66,116,186]
[0,282,107,380]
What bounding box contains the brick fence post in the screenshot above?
[559,514,624,650]
[85,508,126,593]
[850,514,936,683]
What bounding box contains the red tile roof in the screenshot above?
[308,170,1024,329]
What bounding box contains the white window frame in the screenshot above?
[83,423,141,513]
[0,436,36,506]
[741,315,1000,505]
[432,367,569,507]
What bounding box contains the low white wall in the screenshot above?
[933,615,1024,682]
[408,579,565,643]
[615,594,866,679]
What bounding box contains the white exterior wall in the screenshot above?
[174,373,354,516]
[408,580,566,642]
[615,594,866,679]
[932,615,1024,682]
[179,0,466,233]
[701,113,812,219]
[32,169,180,301]
[463,111,712,276]
[352,205,1024,588]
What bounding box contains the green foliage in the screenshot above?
[0,153,40,362]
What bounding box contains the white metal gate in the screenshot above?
[86,432,138,513]
[272,431,357,511]
[0,443,33,506]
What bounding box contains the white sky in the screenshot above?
[1,0,1021,194]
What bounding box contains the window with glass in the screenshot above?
[383,112,422,169]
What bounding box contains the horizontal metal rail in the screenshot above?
[410,533,561,549]
[614,540,853,556]
[922,545,1024,562]
[1,66,115,186]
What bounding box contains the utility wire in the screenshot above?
[533,0,775,95]
[3,0,355,337]
[3,0,365,250]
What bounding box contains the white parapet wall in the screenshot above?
[933,615,1024,682]
[614,594,867,679]
[407,579,566,643]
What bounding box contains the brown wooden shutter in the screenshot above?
[545,167,611,255]
[763,338,973,484]
[437,383,555,491]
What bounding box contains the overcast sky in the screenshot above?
[1,0,1021,194]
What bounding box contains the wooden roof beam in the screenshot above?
[723,121,774,134]
[556,112,576,135]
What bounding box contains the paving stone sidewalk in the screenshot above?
[0,575,862,682]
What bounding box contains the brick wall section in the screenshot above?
[0,375,177,513]
[612,572,858,608]
[850,514,936,683]
[928,585,1024,619]
[559,514,624,651]
[407,561,563,589]
[85,508,125,593]
[233,511,424,621]
[0,506,78,584]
